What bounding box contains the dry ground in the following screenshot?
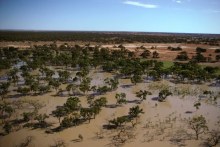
[0,41,219,62]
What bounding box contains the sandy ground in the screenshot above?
[0,68,220,147]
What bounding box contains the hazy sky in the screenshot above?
[0,0,220,34]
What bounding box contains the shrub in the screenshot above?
[158,89,172,102]
[196,47,207,53]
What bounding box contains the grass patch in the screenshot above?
[214,68,220,76]
[162,61,174,69]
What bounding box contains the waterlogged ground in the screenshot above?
[0,69,220,147]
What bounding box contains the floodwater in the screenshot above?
[0,69,219,147]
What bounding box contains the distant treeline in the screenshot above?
[0,31,220,44]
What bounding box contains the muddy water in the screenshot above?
[0,70,220,147]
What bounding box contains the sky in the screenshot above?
[0,0,220,34]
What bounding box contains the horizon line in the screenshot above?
[0,29,220,35]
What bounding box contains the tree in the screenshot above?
[152,51,159,58]
[17,87,30,96]
[64,97,81,113]
[80,108,93,123]
[168,46,182,51]
[30,82,39,94]
[194,102,201,110]
[109,116,130,129]
[92,47,102,69]
[216,55,220,61]
[34,113,49,127]
[61,116,74,128]
[192,52,206,62]
[104,78,119,91]
[136,90,152,102]
[0,82,10,100]
[158,89,172,102]
[15,136,34,147]
[76,69,89,81]
[87,95,95,106]
[176,51,189,61]
[38,85,50,95]
[52,106,67,124]
[0,102,14,121]
[79,77,91,94]
[40,67,55,81]
[93,97,108,107]
[206,130,220,147]
[78,134,83,141]
[140,50,151,58]
[96,86,110,95]
[22,72,34,86]
[3,122,12,134]
[66,83,77,95]
[49,79,61,94]
[196,47,207,53]
[58,70,71,83]
[57,53,71,68]
[115,93,127,106]
[131,74,142,85]
[129,105,144,118]
[188,115,208,140]
[149,70,161,81]
[91,105,101,119]
[7,68,19,86]
[22,112,36,122]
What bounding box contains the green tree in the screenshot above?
[93,97,108,107]
[61,116,74,128]
[38,85,50,94]
[52,107,67,125]
[194,102,201,110]
[58,70,71,83]
[192,52,206,62]
[131,74,142,85]
[7,68,19,86]
[49,79,61,94]
[64,97,81,113]
[176,51,189,61]
[57,53,71,68]
[115,93,127,106]
[96,86,110,95]
[30,82,39,95]
[22,112,36,122]
[152,51,159,58]
[104,77,119,90]
[109,116,129,128]
[91,105,101,119]
[206,130,220,147]
[66,83,77,95]
[39,67,55,80]
[0,102,14,121]
[23,74,34,86]
[3,122,12,134]
[158,89,172,102]
[129,105,144,118]
[188,115,208,140]
[17,87,30,96]
[34,113,49,127]
[80,108,93,123]
[0,82,10,100]
[140,49,151,58]
[136,90,152,102]
[79,77,91,94]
